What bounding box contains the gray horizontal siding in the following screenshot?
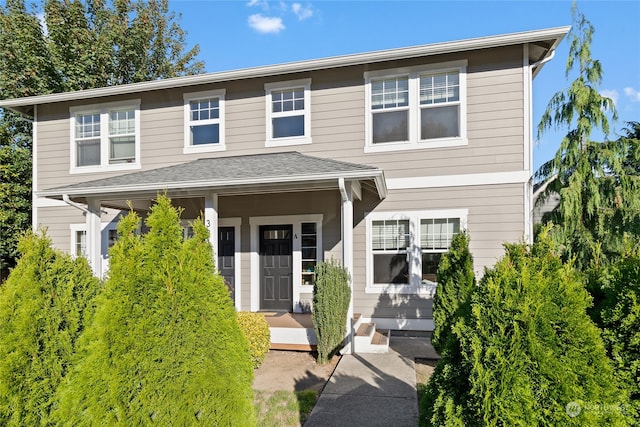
[351,182,525,321]
[35,45,526,191]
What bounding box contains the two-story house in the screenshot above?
[1,26,569,351]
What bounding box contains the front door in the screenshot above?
[260,224,293,311]
[218,227,235,301]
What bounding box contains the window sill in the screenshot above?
[266,136,312,148]
[70,162,141,174]
[365,282,438,296]
[183,143,226,154]
[364,137,467,153]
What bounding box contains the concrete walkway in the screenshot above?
[304,336,438,427]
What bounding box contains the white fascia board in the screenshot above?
[37,170,385,198]
[0,26,570,115]
[386,170,531,190]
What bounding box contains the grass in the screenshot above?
[254,389,318,427]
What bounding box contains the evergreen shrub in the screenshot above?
[54,195,255,426]
[424,230,631,426]
[0,232,98,426]
[312,260,350,364]
[431,232,475,354]
[591,237,640,421]
[237,311,271,368]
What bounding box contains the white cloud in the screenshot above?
[624,87,640,102]
[248,14,285,34]
[292,3,313,20]
[601,89,619,105]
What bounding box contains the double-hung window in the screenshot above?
[265,79,311,147]
[70,100,140,173]
[183,89,226,153]
[365,60,467,152]
[366,209,467,294]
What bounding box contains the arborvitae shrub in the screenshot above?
[431,232,475,354]
[0,232,98,426]
[312,260,350,364]
[54,195,255,426]
[592,238,640,421]
[424,230,631,426]
[237,311,271,368]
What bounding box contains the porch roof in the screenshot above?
[38,152,387,202]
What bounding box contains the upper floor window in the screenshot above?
[264,79,311,147]
[365,60,467,153]
[183,89,226,154]
[70,100,140,173]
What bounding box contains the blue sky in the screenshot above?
[170,0,639,172]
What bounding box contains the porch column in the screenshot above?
[204,192,219,270]
[339,178,354,352]
[86,198,102,277]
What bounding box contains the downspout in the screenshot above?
[62,194,90,214]
[530,49,555,77]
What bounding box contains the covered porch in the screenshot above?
[38,152,387,348]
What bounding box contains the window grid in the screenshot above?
[420,72,460,105]
[372,219,410,251]
[272,89,304,114]
[75,230,86,257]
[420,218,460,250]
[190,98,220,121]
[371,77,409,110]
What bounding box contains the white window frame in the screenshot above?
[183,89,226,154]
[264,78,312,147]
[70,221,120,276]
[364,60,467,153]
[70,100,141,174]
[365,209,468,295]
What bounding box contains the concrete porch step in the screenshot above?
[354,322,390,354]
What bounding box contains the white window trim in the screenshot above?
[249,214,323,313]
[364,60,468,153]
[264,78,312,147]
[365,209,468,295]
[69,99,141,174]
[183,89,226,154]
[70,221,120,276]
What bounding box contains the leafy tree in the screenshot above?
[0,232,98,426]
[424,230,631,426]
[312,260,351,364]
[535,5,640,268]
[0,0,204,277]
[54,195,255,426]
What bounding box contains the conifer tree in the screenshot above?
[0,232,98,426]
[54,195,255,426]
[535,5,640,267]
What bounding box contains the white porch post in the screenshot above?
[339,178,354,353]
[86,198,102,277]
[205,192,219,270]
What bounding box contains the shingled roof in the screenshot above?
[38,152,387,200]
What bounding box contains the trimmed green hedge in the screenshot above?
[238,311,271,368]
[312,260,350,364]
